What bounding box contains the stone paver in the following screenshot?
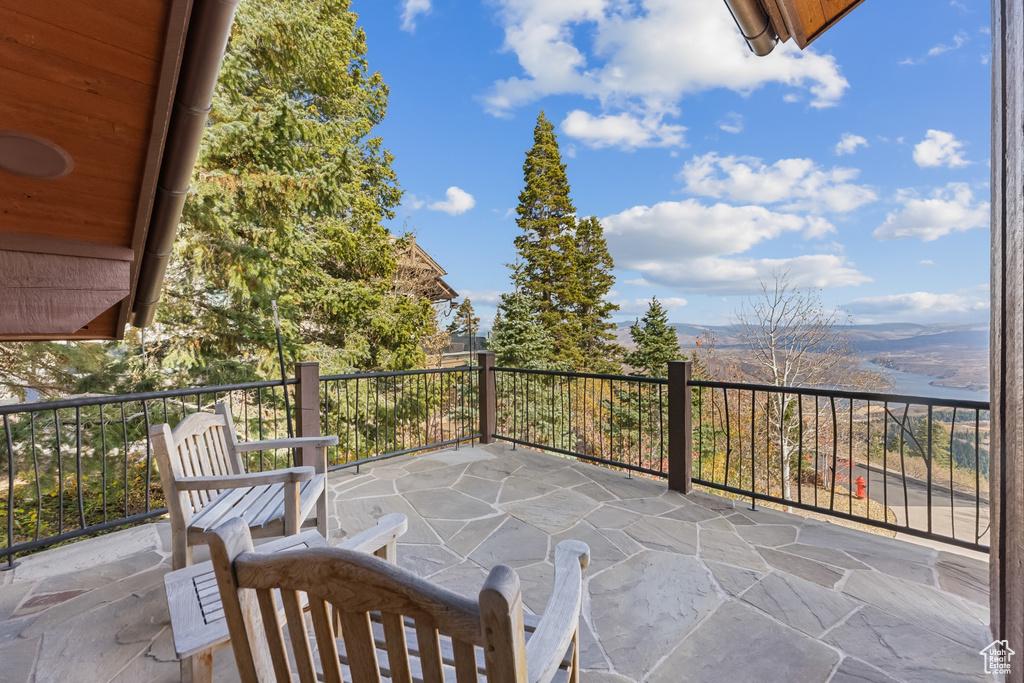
[648,600,841,683]
[0,443,992,683]
[741,572,857,637]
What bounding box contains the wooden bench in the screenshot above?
[164,514,409,683]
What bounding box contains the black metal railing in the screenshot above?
[319,366,480,469]
[0,380,297,564]
[689,379,990,552]
[492,367,669,477]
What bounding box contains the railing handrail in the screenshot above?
[0,378,298,415]
[320,365,475,381]
[492,365,668,385]
[689,378,990,411]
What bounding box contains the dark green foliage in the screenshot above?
[509,112,619,370]
[624,298,684,378]
[573,216,621,372]
[147,0,434,385]
[489,292,554,369]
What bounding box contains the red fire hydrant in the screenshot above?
[855,476,866,499]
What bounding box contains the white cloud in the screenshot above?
[602,200,868,293]
[483,0,849,124]
[679,152,877,214]
[913,129,970,168]
[456,289,504,306]
[616,297,688,315]
[927,32,968,57]
[920,259,935,265]
[428,186,476,215]
[400,0,432,33]
[846,292,989,322]
[718,112,743,134]
[835,133,868,156]
[873,182,989,241]
[561,110,685,149]
[402,193,426,210]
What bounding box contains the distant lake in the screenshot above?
[859,361,989,403]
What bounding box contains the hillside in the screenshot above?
[615,321,990,393]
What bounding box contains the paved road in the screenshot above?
[848,462,990,549]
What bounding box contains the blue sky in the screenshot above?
[355,0,991,330]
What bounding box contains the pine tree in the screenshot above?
[512,111,580,366]
[624,297,683,377]
[447,299,480,338]
[573,216,621,372]
[144,0,434,384]
[488,292,553,369]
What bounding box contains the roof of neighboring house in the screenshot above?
[0,0,240,341]
[392,236,458,303]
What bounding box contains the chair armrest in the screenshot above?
[234,436,339,452]
[526,540,590,683]
[176,466,316,491]
[336,513,408,562]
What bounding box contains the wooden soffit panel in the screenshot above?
[0,235,132,335]
[777,0,866,48]
[0,0,190,340]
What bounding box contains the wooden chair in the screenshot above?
[151,403,338,569]
[209,516,591,683]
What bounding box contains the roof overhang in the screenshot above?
[724,0,866,55]
[0,0,239,341]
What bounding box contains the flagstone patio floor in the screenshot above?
[0,443,993,682]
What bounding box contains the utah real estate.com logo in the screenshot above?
[981,640,1014,675]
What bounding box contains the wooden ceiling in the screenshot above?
[0,0,191,340]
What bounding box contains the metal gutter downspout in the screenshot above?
[723,0,779,56]
[131,0,241,327]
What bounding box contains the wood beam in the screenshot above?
[991,0,1024,676]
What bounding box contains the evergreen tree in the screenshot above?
[512,111,580,366]
[573,216,621,372]
[624,298,683,378]
[143,0,434,385]
[488,292,553,369]
[510,112,619,371]
[447,299,480,338]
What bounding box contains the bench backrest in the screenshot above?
[152,403,244,526]
[210,516,533,683]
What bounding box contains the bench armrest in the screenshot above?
[176,466,316,491]
[337,513,408,563]
[526,540,590,683]
[234,436,339,452]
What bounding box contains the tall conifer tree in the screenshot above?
[574,216,621,372]
[513,111,580,366]
[510,112,619,370]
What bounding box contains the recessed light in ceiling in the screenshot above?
[0,131,73,180]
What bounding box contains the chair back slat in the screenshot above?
[281,588,318,683]
[309,599,344,683]
[381,611,414,683]
[414,622,446,683]
[339,610,383,683]
[255,589,293,681]
[452,639,478,683]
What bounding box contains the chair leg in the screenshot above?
[172,536,193,571]
[316,481,328,540]
[180,650,213,683]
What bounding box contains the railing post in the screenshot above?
[293,361,321,467]
[668,360,693,493]
[478,352,495,444]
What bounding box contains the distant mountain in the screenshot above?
[614,320,990,394]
